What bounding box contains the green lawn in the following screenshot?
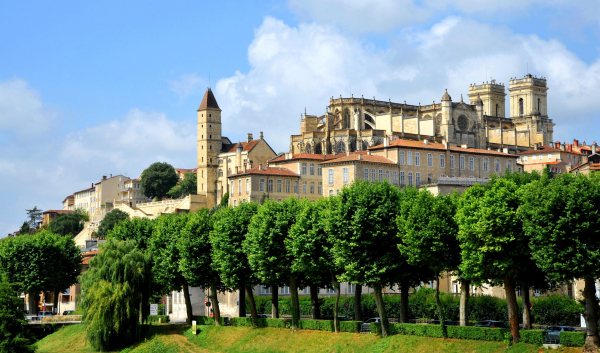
[36,324,580,353]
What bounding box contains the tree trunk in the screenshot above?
[245,286,258,327]
[53,290,59,314]
[583,277,599,351]
[238,282,246,318]
[400,280,409,323]
[332,272,340,333]
[459,280,470,327]
[271,285,279,318]
[435,275,447,338]
[521,284,532,330]
[210,282,221,326]
[373,284,388,337]
[354,284,362,322]
[309,284,320,319]
[503,277,520,343]
[290,276,300,330]
[182,283,193,325]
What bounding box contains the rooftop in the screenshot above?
[223,140,261,153]
[230,166,300,178]
[370,138,514,157]
[197,88,220,110]
[321,153,396,165]
[43,210,74,215]
[269,153,340,163]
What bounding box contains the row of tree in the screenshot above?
[89,171,599,348]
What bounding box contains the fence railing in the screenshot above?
[27,315,82,324]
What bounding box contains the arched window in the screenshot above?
[305,144,312,154]
[495,104,499,117]
[315,143,322,155]
[344,109,350,129]
[519,98,524,116]
[335,140,346,153]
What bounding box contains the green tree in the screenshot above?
[397,190,461,335]
[210,203,260,324]
[96,209,129,239]
[49,209,88,236]
[48,233,82,314]
[107,217,155,250]
[520,173,600,350]
[80,239,152,351]
[140,162,179,200]
[456,179,528,342]
[329,180,402,337]
[25,206,43,231]
[167,172,197,199]
[288,198,336,321]
[0,276,35,353]
[19,221,30,235]
[245,198,300,322]
[150,213,194,324]
[178,208,226,326]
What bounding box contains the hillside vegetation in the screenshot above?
[37,324,580,353]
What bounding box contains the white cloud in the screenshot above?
[215,16,599,153]
[288,0,599,34]
[169,74,204,101]
[0,79,56,136]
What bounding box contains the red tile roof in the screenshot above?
[370,138,514,157]
[224,140,261,153]
[62,195,74,203]
[197,88,220,110]
[74,186,95,194]
[321,153,397,165]
[175,168,197,174]
[269,153,340,163]
[521,161,563,166]
[229,166,300,177]
[592,164,600,171]
[517,146,561,155]
[43,210,74,215]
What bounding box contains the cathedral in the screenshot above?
[290,74,554,155]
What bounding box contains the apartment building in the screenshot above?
[517,143,587,173]
[227,166,301,206]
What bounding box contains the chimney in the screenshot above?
[503,148,508,154]
[560,143,566,151]
[461,144,468,149]
[556,141,560,149]
[346,151,350,156]
[384,136,389,147]
[593,142,597,155]
[235,166,239,174]
[247,133,253,143]
[110,174,112,178]
[423,139,428,145]
[574,139,579,147]
[259,164,263,170]
[243,163,247,173]
[102,175,107,180]
[367,150,372,156]
[358,154,363,160]
[442,139,448,150]
[236,142,243,154]
[259,131,264,140]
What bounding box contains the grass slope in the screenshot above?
[37,324,580,353]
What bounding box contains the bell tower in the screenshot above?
[197,88,222,208]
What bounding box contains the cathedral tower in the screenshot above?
[468,79,506,118]
[197,88,222,208]
[508,74,548,118]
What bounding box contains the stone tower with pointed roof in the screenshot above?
[197,88,222,208]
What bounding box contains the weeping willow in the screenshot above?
[80,239,152,351]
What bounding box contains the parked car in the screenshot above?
[62,310,75,316]
[429,320,454,326]
[361,317,380,331]
[38,311,54,319]
[545,326,577,342]
[474,320,508,328]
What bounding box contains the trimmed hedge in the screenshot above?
[230,317,361,333]
[340,321,362,333]
[519,330,545,345]
[256,318,291,329]
[560,331,586,347]
[192,316,228,326]
[229,317,254,327]
[371,323,510,342]
[147,315,170,324]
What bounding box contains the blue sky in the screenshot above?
[0,0,598,236]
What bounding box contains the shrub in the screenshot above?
[255,318,291,329]
[560,331,585,347]
[519,330,545,345]
[193,316,227,326]
[230,317,254,327]
[147,315,170,324]
[340,321,362,333]
[372,323,511,342]
[531,295,582,326]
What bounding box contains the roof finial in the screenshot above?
[461,94,463,103]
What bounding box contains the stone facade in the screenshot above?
[291,74,555,156]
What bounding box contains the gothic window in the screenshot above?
[537,98,541,113]
[519,98,524,116]
[344,109,350,129]
[362,141,369,151]
[305,144,312,154]
[315,143,322,155]
[496,104,499,117]
[349,140,356,152]
[457,116,468,131]
[335,140,346,153]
